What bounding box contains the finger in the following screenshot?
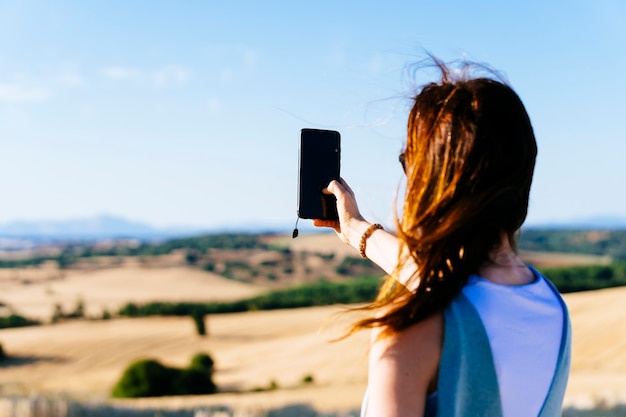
[323,179,345,196]
[313,219,338,228]
[338,177,356,198]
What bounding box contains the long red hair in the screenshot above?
[352,61,537,335]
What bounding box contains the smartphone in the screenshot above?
[297,128,341,220]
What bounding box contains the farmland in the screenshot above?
[0,231,625,414]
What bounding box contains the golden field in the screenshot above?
[0,233,624,413]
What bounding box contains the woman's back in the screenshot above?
[461,268,566,417]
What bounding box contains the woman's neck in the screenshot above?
[478,234,535,286]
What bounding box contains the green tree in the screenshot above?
[112,354,217,398]
[112,359,175,398]
[171,368,217,395]
[0,314,40,329]
[185,250,200,265]
[101,309,112,320]
[189,353,215,371]
[191,311,207,336]
[70,298,85,318]
[51,304,64,323]
[179,353,217,394]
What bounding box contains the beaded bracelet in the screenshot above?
[359,223,383,259]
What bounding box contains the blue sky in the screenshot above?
[0,1,625,229]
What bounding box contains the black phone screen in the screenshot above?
[297,128,340,220]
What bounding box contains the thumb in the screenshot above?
[324,179,345,197]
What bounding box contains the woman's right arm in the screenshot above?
[313,179,419,291]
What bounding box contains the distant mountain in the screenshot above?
[0,215,201,241]
[525,216,626,230]
[2,213,624,242]
[205,220,320,235]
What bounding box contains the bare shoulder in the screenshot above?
[369,311,444,361]
[365,312,444,417]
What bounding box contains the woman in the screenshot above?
[314,62,571,417]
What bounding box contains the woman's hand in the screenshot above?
[313,178,411,284]
[313,178,366,247]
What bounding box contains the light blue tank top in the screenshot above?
[360,269,571,417]
[461,268,565,417]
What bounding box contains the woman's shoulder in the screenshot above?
[369,312,444,387]
[372,310,444,350]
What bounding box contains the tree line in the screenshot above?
[118,276,384,318]
[3,262,626,328]
[0,233,270,269]
[117,262,626,319]
[3,229,625,269]
[519,229,626,261]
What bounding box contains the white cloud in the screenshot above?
[204,44,259,83]
[100,66,142,81]
[0,69,84,104]
[56,71,87,87]
[100,65,192,88]
[0,82,51,103]
[152,65,191,88]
